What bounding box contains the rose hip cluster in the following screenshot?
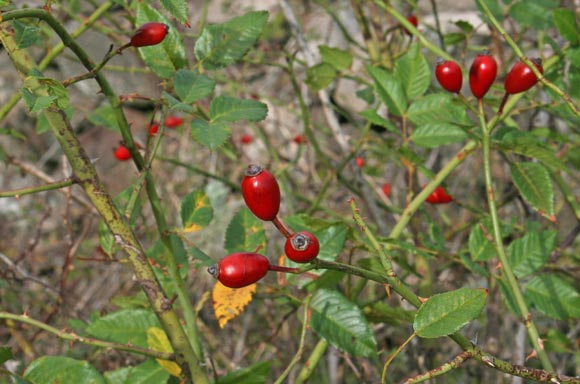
[435,52,543,112]
[208,164,321,288]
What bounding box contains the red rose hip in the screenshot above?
[208,252,270,288]
[505,58,543,95]
[129,22,169,48]
[114,145,131,161]
[164,115,183,128]
[285,231,320,263]
[426,186,453,204]
[241,164,281,221]
[435,59,463,93]
[469,52,497,99]
[403,15,418,36]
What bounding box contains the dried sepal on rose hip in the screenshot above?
[241,164,281,221]
[284,231,320,263]
[207,252,270,288]
[469,51,497,100]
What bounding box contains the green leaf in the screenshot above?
[363,302,414,326]
[195,11,268,70]
[87,104,120,132]
[414,288,487,338]
[411,123,467,148]
[24,357,105,384]
[507,230,556,278]
[497,129,567,171]
[319,45,352,71]
[21,88,55,114]
[190,119,230,150]
[510,162,554,219]
[553,8,580,45]
[224,207,267,255]
[394,44,431,100]
[367,65,407,117]
[525,274,580,320]
[499,278,521,317]
[210,96,268,123]
[189,246,215,268]
[407,93,472,126]
[148,234,189,270]
[98,220,115,256]
[509,0,558,30]
[125,359,170,384]
[173,70,215,103]
[468,222,496,262]
[310,289,377,357]
[305,63,337,91]
[359,109,399,134]
[136,3,186,78]
[160,0,188,24]
[86,309,160,348]
[216,361,271,384]
[0,346,13,365]
[181,189,213,232]
[104,367,132,384]
[161,92,196,114]
[13,20,41,49]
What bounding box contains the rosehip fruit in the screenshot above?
[404,15,418,36]
[356,156,365,168]
[149,123,160,136]
[435,59,463,94]
[469,52,497,99]
[381,182,392,198]
[293,134,306,144]
[285,231,320,263]
[129,22,169,48]
[208,252,270,288]
[114,145,131,161]
[505,58,543,95]
[241,134,253,144]
[241,164,281,221]
[426,186,453,204]
[164,115,183,128]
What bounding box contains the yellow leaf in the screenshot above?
[183,223,203,233]
[146,327,182,377]
[213,281,256,328]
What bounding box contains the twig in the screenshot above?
[0,312,175,361]
[279,0,350,154]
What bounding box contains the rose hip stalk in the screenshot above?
[498,58,543,114]
[241,164,292,238]
[208,252,270,288]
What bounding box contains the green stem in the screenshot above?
[0,312,174,361]
[403,351,472,384]
[295,339,328,384]
[0,178,76,197]
[389,140,479,240]
[374,0,453,61]
[479,100,553,371]
[274,296,312,384]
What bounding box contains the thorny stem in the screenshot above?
[478,100,554,371]
[403,351,473,384]
[0,312,174,361]
[1,11,207,383]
